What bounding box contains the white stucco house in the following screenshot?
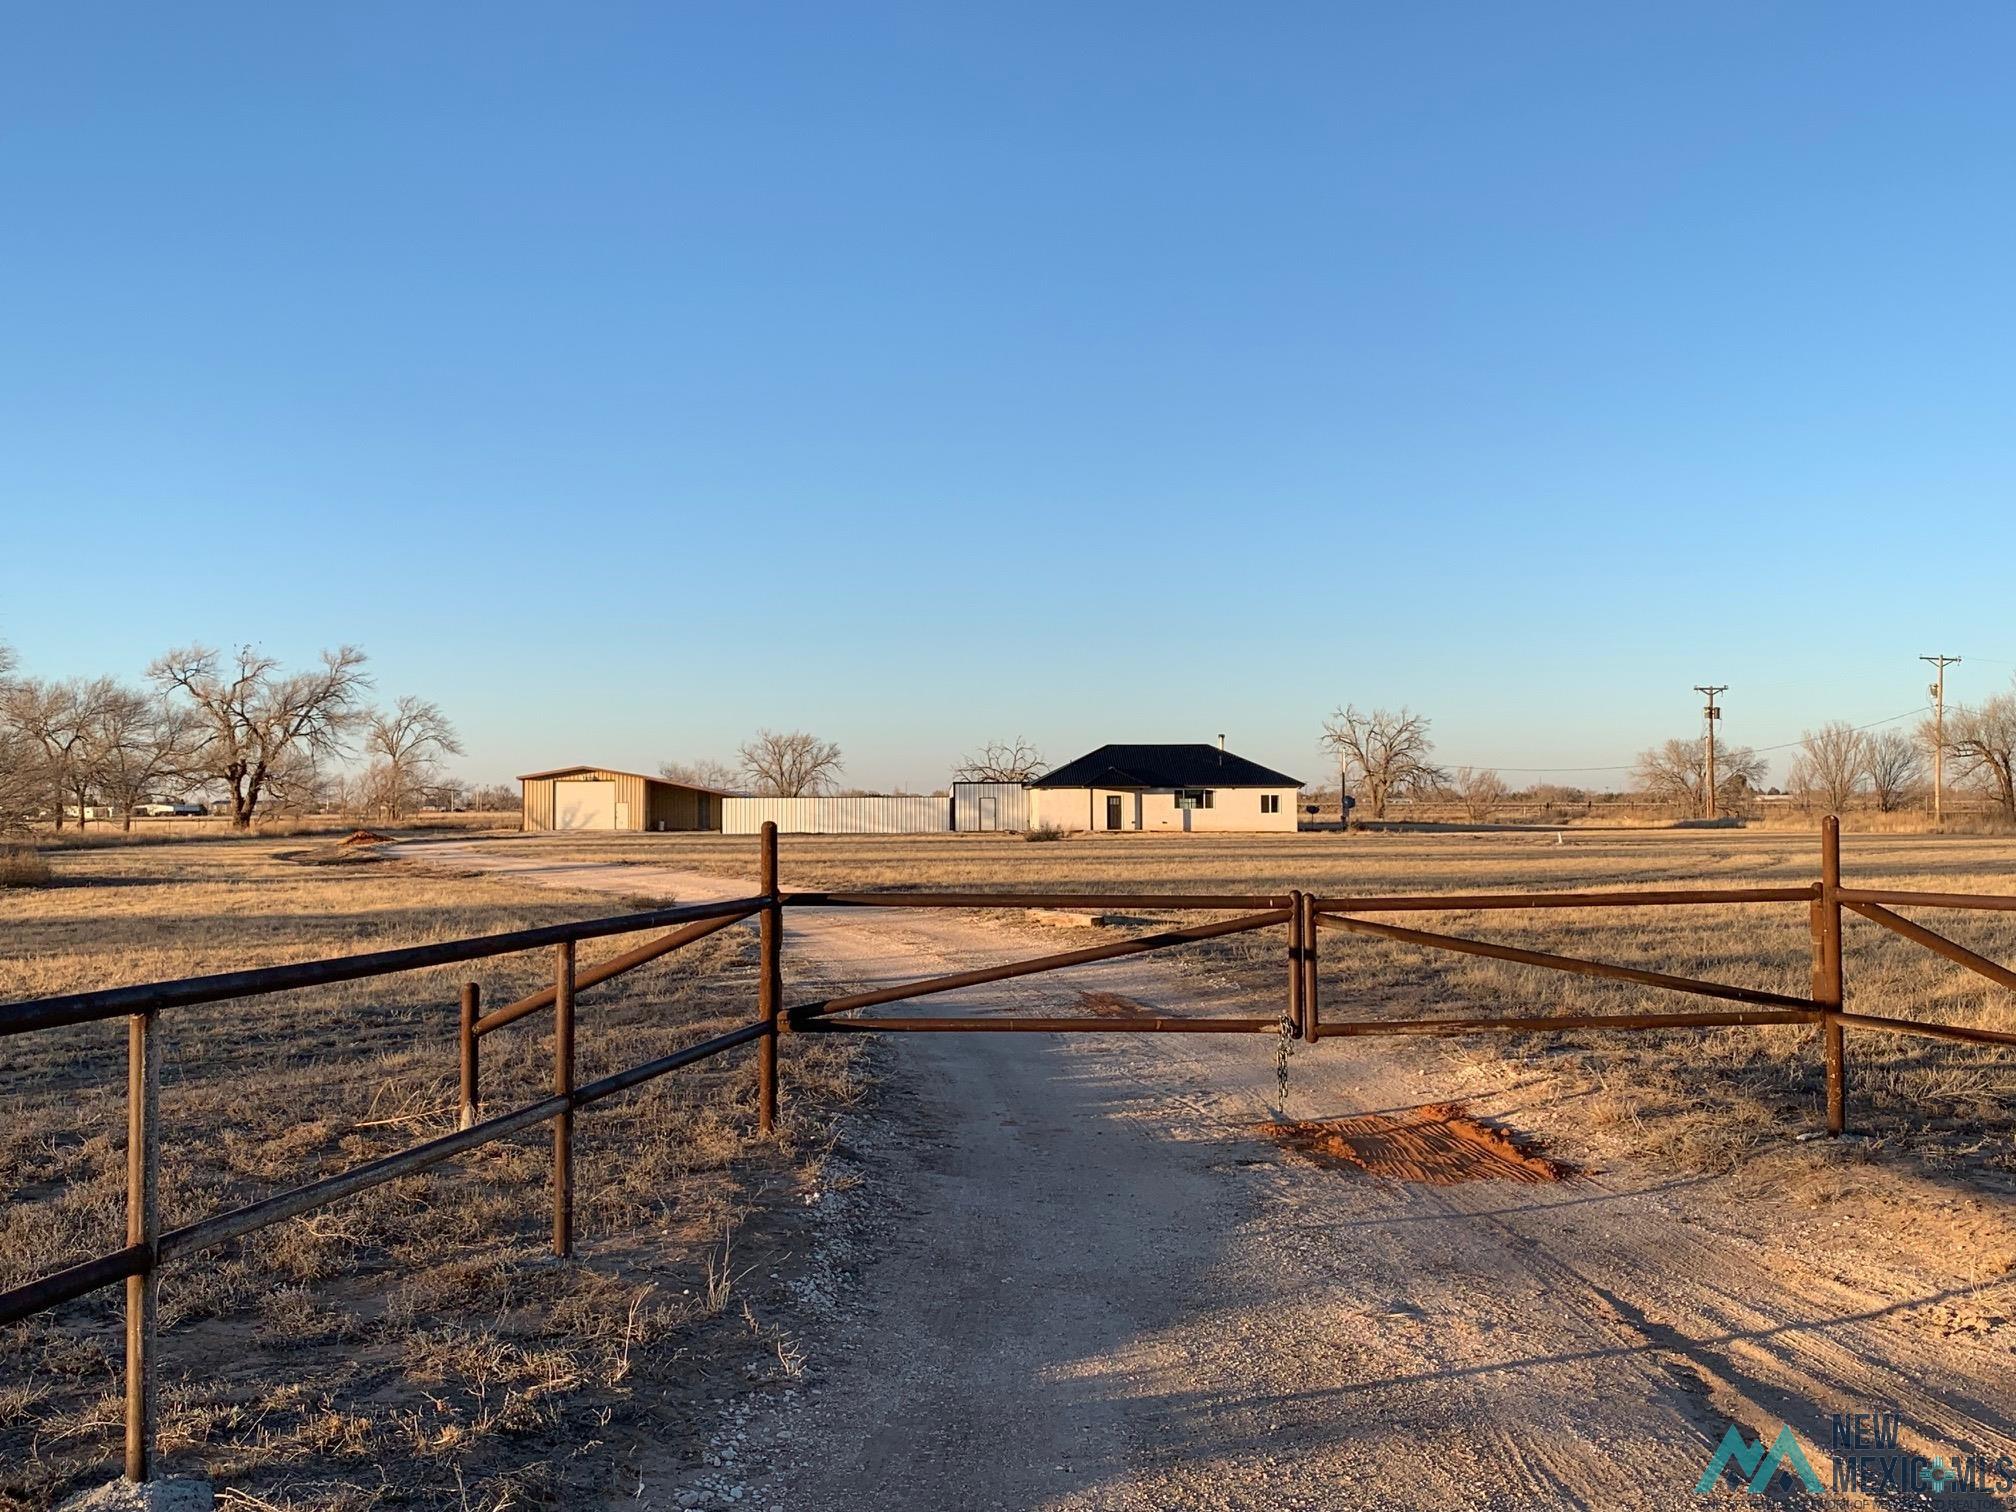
[1029,743,1302,833]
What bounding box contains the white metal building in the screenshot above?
[950,781,1030,832]
[722,795,952,835]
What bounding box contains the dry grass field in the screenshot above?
[7,825,2015,1506]
[501,825,2016,1182]
[0,840,858,1510]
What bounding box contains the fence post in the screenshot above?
[1284,890,1300,1034]
[124,1008,160,1482]
[1301,894,1320,1041]
[553,942,575,1257]
[758,821,781,1135]
[1814,815,1846,1135]
[458,983,480,1131]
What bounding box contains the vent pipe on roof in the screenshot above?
[1217,733,1225,764]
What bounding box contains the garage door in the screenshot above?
[553,780,617,830]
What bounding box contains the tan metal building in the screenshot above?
[518,766,728,832]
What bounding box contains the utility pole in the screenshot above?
[1694,686,1727,820]
[1921,655,1960,825]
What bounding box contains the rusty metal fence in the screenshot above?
[4,816,2015,1486]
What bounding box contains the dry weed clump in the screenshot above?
[0,840,861,1509]
[0,845,50,888]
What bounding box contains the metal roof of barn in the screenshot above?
[516,765,738,795]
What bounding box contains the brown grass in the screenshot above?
[0,846,50,888]
[0,841,860,1509]
[37,812,515,850]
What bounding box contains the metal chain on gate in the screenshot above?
[1275,1015,1295,1109]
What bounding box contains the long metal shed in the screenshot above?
[519,766,727,832]
[721,795,951,835]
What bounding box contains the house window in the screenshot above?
[1175,790,1215,810]
[1260,794,1280,814]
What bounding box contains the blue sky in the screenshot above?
[4,3,2013,790]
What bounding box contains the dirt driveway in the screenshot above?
[412,841,2016,1511]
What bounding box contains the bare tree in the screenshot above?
[0,644,41,833]
[1632,737,1766,816]
[738,730,843,798]
[467,782,521,812]
[1450,766,1510,822]
[659,757,741,791]
[954,736,1047,784]
[81,685,197,831]
[151,645,371,828]
[363,695,464,819]
[1943,685,2016,821]
[1319,706,1443,819]
[3,677,108,828]
[1865,728,1925,813]
[1787,721,1869,816]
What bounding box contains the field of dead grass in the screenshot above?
[501,827,2016,1183]
[0,840,858,1510]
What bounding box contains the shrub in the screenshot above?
[1023,822,1067,843]
[0,845,51,887]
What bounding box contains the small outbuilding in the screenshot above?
[1029,743,1301,833]
[518,766,729,832]
[951,781,1031,832]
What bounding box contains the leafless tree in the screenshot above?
[363,695,464,819]
[659,757,741,792]
[467,782,521,812]
[81,685,198,831]
[3,677,108,828]
[1787,721,1869,816]
[1450,766,1510,822]
[1631,738,1766,816]
[1943,685,2016,821]
[0,644,41,833]
[738,729,843,797]
[954,736,1047,784]
[1319,706,1443,819]
[151,645,371,828]
[1865,728,1925,813]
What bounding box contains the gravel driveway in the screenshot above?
[411,841,2016,1512]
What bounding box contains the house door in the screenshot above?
[1105,795,1123,831]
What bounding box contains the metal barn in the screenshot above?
[721,795,952,835]
[519,766,727,832]
[950,781,1030,831]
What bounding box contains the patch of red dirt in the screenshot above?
[1257,1102,1577,1186]
[339,829,394,846]
[1073,990,1162,1018]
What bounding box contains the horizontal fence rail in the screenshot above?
[1309,885,1819,913]
[786,908,1292,1024]
[1835,886,2016,913]
[3,815,2015,1488]
[782,890,1294,911]
[0,896,770,1037]
[1312,913,1817,1014]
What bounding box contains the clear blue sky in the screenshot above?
[4,3,2014,790]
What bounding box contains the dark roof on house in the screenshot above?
[1029,744,1301,790]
